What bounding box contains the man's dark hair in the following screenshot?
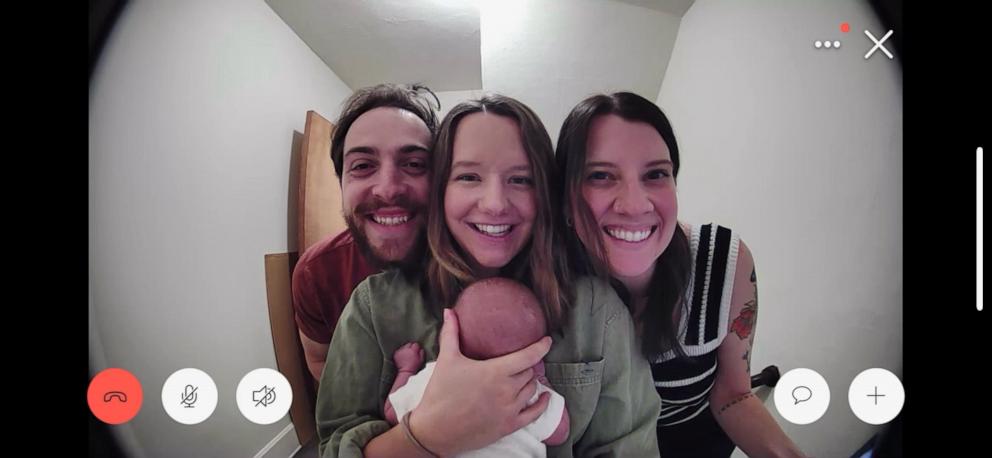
[330,83,440,181]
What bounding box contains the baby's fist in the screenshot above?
[393,342,424,372]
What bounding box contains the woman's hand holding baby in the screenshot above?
[408,308,553,456]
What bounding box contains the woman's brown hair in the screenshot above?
[555,92,692,359]
[426,94,572,333]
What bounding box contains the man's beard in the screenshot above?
[344,195,428,273]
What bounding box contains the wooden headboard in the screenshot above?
[264,109,344,449]
[298,110,346,253]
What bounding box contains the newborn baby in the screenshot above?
[384,277,570,457]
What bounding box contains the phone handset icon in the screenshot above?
[104,391,128,403]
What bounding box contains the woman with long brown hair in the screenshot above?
[316,94,661,457]
[555,91,806,458]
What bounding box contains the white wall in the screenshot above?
[434,89,485,120]
[657,1,902,456]
[481,0,681,140]
[89,1,352,456]
[265,0,482,91]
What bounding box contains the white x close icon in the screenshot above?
[864,29,894,59]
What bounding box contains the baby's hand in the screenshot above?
[393,342,425,372]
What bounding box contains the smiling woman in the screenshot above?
[580,114,679,282]
[426,95,567,323]
[555,92,808,458]
[444,112,537,277]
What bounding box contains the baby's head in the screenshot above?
[453,277,547,360]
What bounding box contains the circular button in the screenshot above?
[162,368,219,425]
[773,368,830,425]
[849,368,904,425]
[236,368,292,425]
[88,368,143,424]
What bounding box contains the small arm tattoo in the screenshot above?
[718,392,755,414]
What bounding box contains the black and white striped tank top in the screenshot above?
[652,223,740,427]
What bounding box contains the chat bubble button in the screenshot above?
[774,368,830,425]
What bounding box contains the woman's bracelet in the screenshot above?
[401,410,440,458]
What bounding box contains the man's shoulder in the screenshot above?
[296,230,379,281]
[298,230,359,264]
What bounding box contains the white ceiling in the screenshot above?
[265,0,482,91]
[265,0,695,94]
[613,0,695,17]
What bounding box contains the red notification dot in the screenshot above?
[840,22,850,33]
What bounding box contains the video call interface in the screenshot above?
[87,0,984,457]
